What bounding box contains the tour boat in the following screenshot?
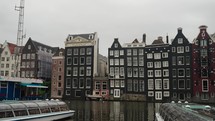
[0,99,75,121]
[156,101,215,121]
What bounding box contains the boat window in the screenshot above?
[10,103,26,110]
[24,102,38,108]
[60,105,68,111]
[14,110,28,116]
[28,108,40,115]
[51,106,60,112]
[0,111,14,118]
[40,108,51,113]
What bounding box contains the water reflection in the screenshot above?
[67,100,160,121]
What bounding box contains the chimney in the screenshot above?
[199,25,208,31]
[114,38,118,41]
[166,35,169,44]
[178,27,182,33]
[158,36,163,41]
[142,33,146,43]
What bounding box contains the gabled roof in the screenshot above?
[53,48,65,57]
[28,38,58,54]
[7,42,17,54]
[132,38,139,43]
[172,27,190,45]
[110,38,122,49]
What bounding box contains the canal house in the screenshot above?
[64,32,99,100]
[170,28,192,101]
[145,36,171,102]
[192,25,215,102]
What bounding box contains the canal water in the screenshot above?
[66,100,161,121]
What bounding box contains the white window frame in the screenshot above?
[154,62,161,68]
[155,91,162,100]
[147,53,153,59]
[110,59,114,65]
[163,69,169,77]
[114,50,119,57]
[162,61,169,67]
[148,79,154,90]
[163,91,170,97]
[120,59,124,65]
[120,50,124,55]
[110,50,113,56]
[155,79,162,90]
[172,47,175,52]
[155,70,161,77]
[178,79,185,89]
[178,38,183,44]
[154,53,161,59]
[177,46,184,53]
[148,91,154,97]
[148,70,153,77]
[162,52,168,58]
[185,46,189,52]
[147,62,153,68]
[163,79,169,89]
[202,79,209,92]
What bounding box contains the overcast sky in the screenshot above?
[0,0,215,56]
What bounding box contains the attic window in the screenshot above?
[59,52,63,56]
[70,36,73,40]
[89,35,94,39]
[28,45,31,49]
[114,43,118,48]
[178,38,183,44]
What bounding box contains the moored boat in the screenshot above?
[156,102,215,121]
[0,99,75,121]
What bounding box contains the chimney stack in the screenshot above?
[158,36,163,41]
[142,33,146,43]
[199,25,208,31]
[166,35,169,44]
[178,27,182,33]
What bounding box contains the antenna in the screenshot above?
[14,0,25,77]
[15,0,25,46]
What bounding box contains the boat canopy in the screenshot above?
[20,83,48,88]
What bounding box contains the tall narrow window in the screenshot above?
[66,78,71,88]
[202,80,208,92]
[148,79,154,90]
[67,67,72,76]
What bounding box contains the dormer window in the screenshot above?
[28,45,31,49]
[178,38,183,44]
[59,52,63,56]
[70,36,73,40]
[89,34,94,39]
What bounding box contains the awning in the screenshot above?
[20,83,48,88]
